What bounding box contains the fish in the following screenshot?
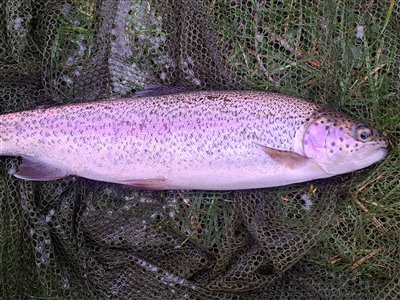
[0,90,388,190]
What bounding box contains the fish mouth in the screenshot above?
[358,146,388,169]
[378,147,389,156]
[375,147,389,164]
[378,147,388,157]
[377,138,389,150]
[363,139,389,150]
[367,140,388,155]
[341,142,388,173]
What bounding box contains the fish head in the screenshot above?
[302,111,388,175]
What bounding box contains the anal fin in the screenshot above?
[14,157,69,181]
[258,144,308,169]
[120,177,168,190]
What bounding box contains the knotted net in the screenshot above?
[1,0,399,299]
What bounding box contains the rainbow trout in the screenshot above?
[0,90,388,190]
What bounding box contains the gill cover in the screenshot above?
[302,120,330,170]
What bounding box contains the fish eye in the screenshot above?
[354,125,372,142]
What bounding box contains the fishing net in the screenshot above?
[1,0,399,299]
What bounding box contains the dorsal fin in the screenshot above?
[132,85,193,98]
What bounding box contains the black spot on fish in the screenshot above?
[346,144,350,148]
[331,142,335,146]
[330,149,334,153]
[339,137,344,142]
[325,126,330,130]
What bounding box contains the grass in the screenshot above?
[125,1,171,85]
[50,0,399,283]
[47,0,95,101]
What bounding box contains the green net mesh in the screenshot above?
[1,0,399,299]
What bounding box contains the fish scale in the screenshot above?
[0,90,388,190]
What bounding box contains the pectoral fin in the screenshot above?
[120,177,169,190]
[258,144,308,169]
[14,157,69,181]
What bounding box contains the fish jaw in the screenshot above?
[342,146,388,174]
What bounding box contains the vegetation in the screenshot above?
[49,0,400,289]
